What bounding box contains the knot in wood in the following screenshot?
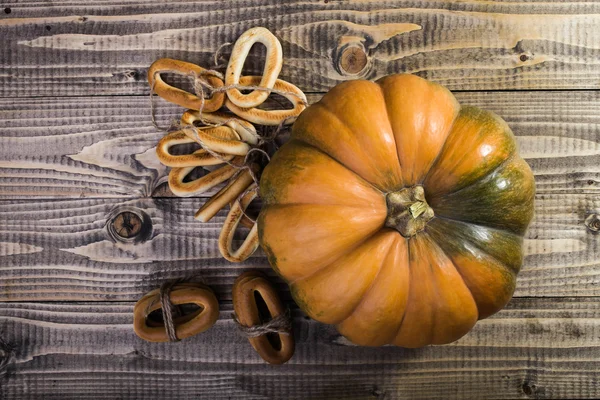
[337,43,368,76]
[112,211,142,238]
[585,213,600,233]
[522,381,537,396]
[106,207,152,243]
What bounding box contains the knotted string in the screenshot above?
[232,309,292,338]
[149,68,300,183]
[150,67,298,224]
[149,68,307,133]
[213,42,233,70]
[158,279,181,342]
[179,124,268,224]
[148,46,307,228]
[152,277,205,342]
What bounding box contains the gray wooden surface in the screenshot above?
[2,299,600,399]
[1,1,600,399]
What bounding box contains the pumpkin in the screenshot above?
[257,74,535,347]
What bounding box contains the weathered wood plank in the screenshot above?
[0,96,172,198]
[2,0,600,96]
[0,194,597,301]
[2,91,600,198]
[1,298,599,399]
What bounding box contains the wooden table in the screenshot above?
[1,1,599,399]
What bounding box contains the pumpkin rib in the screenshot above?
[428,153,515,203]
[259,139,387,212]
[392,235,435,347]
[293,98,403,191]
[259,203,387,282]
[431,215,522,273]
[375,83,404,177]
[293,107,369,176]
[428,211,518,245]
[332,231,398,324]
[337,229,401,326]
[288,228,382,287]
[377,74,460,186]
[423,106,517,199]
[290,230,397,324]
[442,249,515,320]
[434,240,479,315]
[417,110,460,185]
[392,233,479,347]
[318,81,403,191]
[336,233,410,346]
[389,235,413,344]
[428,219,516,320]
[421,233,479,345]
[423,132,474,192]
[272,138,386,199]
[431,251,479,344]
[291,131,387,195]
[429,154,535,235]
[299,138,386,196]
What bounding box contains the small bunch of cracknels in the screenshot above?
[149,27,307,263]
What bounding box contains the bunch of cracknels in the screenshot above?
[149,27,307,263]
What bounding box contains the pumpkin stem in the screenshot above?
[409,201,427,218]
[385,186,434,237]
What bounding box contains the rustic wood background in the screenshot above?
[1,0,599,399]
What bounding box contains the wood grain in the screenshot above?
[0,193,598,302]
[0,96,176,198]
[1,298,599,399]
[2,0,600,96]
[2,91,600,198]
[1,1,600,397]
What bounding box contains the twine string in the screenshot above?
[149,52,306,229]
[149,68,307,133]
[213,42,233,69]
[178,120,279,175]
[232,310,292,338]
[158,280,181,342]
[150,277,206,343]
[179,125,275,225]
[149,68,222,132]
[235,184,260,225]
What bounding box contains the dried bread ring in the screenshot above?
[156,130,235,168]
[219,184,259,262]
[225,27,283,108]
[148,58,225,112]
[194,169,255,223]
[230,198,255,229]
[182,110,260,146]
[183,126,251,156]
[133,282,219,343]
[225,76,307,126]
[169,160,241,197]
[232,271,294,364]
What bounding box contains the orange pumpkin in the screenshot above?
[257,74,535,347]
